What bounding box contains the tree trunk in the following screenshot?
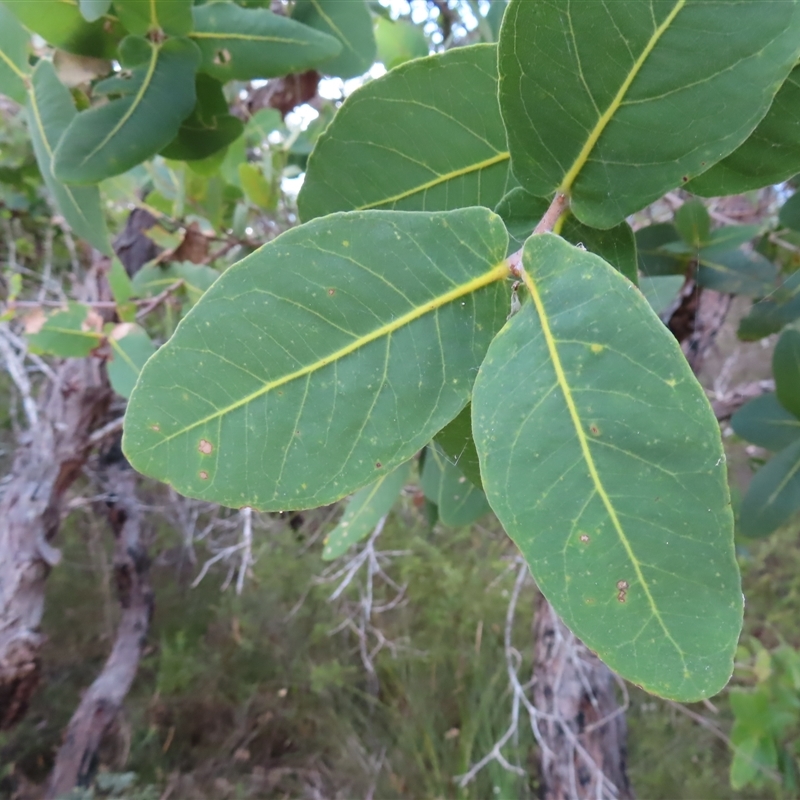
[0,357,111,729]
[47,454,152,797]
[533,593,634,800]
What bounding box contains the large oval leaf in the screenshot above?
[2,0,118,58]
[53,36,199,184]
[0,3,30,105]
[298,44,514,221]
[190,3,341,82]
[123,209,509,511]
[689,66,800,196]
[27,61,111,254]
[472,233,742,701]
[291,0,376,79]
[498,0,800,228]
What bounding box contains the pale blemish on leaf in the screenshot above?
[199,439,213,455]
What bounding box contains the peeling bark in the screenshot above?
[47,455,152,797]
[533,593,634,800]
[0,358,111,729]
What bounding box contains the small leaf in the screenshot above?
[79,0,111,23]
[292,0,376,79]
[699,225,760,259]
[123,209,509,511]
[26,301,103,357]
[738,273,800,341]
[636,224,685,277]
[638,275,684,316]
[27,60,111,254]
[696,250,777,297]
[472,233,742,700]
[740,438,800,538]
[674,200,710,248]
[420,445,490,527]
[374,16,427,69]
[53,37,200,184]
[434,404,482,489]
[299,45,513,221]
[322,461,409,560]
[498,0,800,228]
[107,323,156,398]
[238,163,274,209]
[114,0,193,36]
[779,191,800,232]
[731,393,800,452]
[0,3,31,105]
[689,65,800,196]
[3,0,119,58]
[495,188,638,282]
[131,261,219,308]
[161,74,244,162]
[773,330,800,418]
[108,257,133,305]
[190,3,342,82]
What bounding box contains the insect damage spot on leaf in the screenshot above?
[214,49,231,65]
[589,424,600,436]
[579,534,590,543]
[617,579,629,603]
[375,461,382,469]
[328,289,335,296]
[199,439,213,455]
[199,470,209,480]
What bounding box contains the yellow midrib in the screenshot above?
[190,31,307,44]
[558,0,686,194]
[520,260,687,664]
[79,42,160,167]
[355,152,510,211]
[28,81,89,224]
[0,46,27,82]
[147,261,510,447]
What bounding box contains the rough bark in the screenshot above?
[0,357,111,729]
[533,593,634,800]
[47,454,152,797]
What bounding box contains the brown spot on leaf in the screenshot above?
[579,534,589,543]
[199,439,213,455]
[375,462,382,469]
[617,592,627,603]
[681,175,688,182]
[589,424,600,435]
[214,49,231,65]
[199,470,209,480]
[616,580,629,591]
[328,288,335,296]
[616,579,629,603]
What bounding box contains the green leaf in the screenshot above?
[434,404,482,489]
[674,200,710,248]
[420,445,490,527]
[292,0,376,79]
[779,191,800,232]
[238,163,274,209]
[374,16,427,70]
[774,330,800,418]
[79,0,111,23]
[740,438,800,538]
[696,250,777,297]
[738,273,800,341]
[639,275,684,317]
[731,394,800,452]
[699,225,760,260]
[689,65,800,196]
[108,257,133,305]
[26,302,103,357]
[0,3,30,105]
[2,0,119,58]
[635,224,685,277]
[131,261,219,307]
[472,233,741,701]
[52,36,199,184]
[298,45,513,221]
[123,208,509,511]
[495,188,638,282]
[27,60,111,255]
[114,0,193,36]
[498,0,800,228]
[160,74,244,162]
[107,322,156,399]
[322,461,409,560]
[189,3,342,82]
